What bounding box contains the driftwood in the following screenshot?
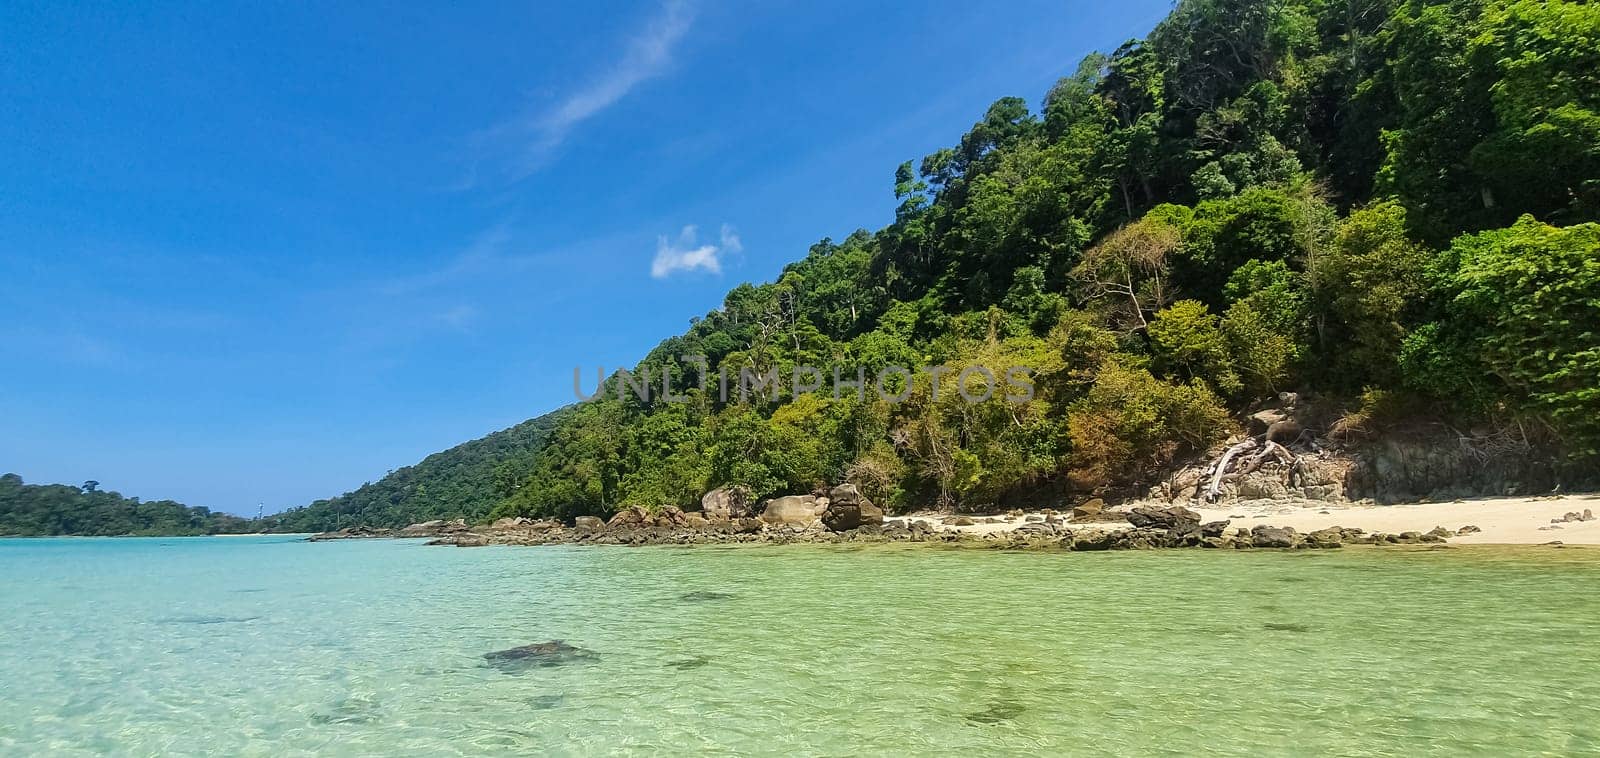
[1206,439,1258,502]
[1204,439,1299,502]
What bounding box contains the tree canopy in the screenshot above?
[0,474,252,536]
[471,0,1599,521]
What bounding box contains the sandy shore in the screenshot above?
[893,492,1600,545]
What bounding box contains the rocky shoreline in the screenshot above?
[308,484,1473,552]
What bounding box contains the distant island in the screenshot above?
[0,474,253,537]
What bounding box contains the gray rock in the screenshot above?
[1250,524,1300,548]
[1248,408,1289,436]
[1127,505,1201,530]
[1266,419,1304,444]
[827,483,864,506]
[760,495,820,525]
[1070,498,1106,520]
[700,486,752,521]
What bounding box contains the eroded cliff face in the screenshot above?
[1343,432,1567,503]
[1150,398,1591,507]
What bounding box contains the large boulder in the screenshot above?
[1070,498,1106,521]
[700,486,753,521]
[398,519,446,537]
[607,505,651,528]
[656,505,689,527]
[487,517,559,532]
[1248,408,1290,436]
[574,515,604,531]
[398,519,468,537]
[821,490,885,532]
[1250,524,1300,548]
[1126,505,1201,531]
[1266,419,1304,444]
[760,495,820,525]
[828,483,865,506]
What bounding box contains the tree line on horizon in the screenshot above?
[0,474,254,537]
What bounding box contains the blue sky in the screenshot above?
[1,0,1173,515]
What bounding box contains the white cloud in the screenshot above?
[651,223,740,278]
[496,0,695,177]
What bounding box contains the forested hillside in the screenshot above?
[480,0,1597,522]
[0,475,253,536]
[272,410,568,531]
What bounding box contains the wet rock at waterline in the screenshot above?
[482,641,599,672]
[1126,505,1201,531]
[1249,525,1300,549]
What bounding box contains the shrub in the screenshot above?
[1066,360,1231,489]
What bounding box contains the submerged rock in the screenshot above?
[158,614,262,625]
[1262,622,1312,633]
[965,699,1026,724]
[679,590,736,602]
[483,641,599,672]
[310,695,383,725]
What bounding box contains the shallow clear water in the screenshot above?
[3,537,1599,756]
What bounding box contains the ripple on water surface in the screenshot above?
[1,537,1599,755]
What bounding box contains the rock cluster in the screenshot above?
[306,525,397,541]
[307,484,1459,552]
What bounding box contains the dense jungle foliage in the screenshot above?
[0,474,253,536]
[484,0,1598,521]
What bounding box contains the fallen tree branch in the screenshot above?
[1206,439,1258,502]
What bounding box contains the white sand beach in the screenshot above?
[895,493,1600,545]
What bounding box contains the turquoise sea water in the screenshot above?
[3,537,1600,756]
